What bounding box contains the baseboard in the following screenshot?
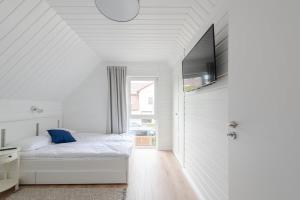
[182,168,206,200]
[157,145,172,151]
[172,151,184,167]
[170,151,204,200]
[169,149,208,200]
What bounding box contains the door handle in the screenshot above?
[227,131,237,140]
[228,121,239,128]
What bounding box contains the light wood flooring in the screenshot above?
[1,149,197,200]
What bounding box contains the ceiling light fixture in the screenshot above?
[95,0,140,22]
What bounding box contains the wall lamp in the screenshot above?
[31,106,44,113]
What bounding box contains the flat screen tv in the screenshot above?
[182,24,216,92]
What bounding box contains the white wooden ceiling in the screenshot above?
[0,0,220,101]
[47,0,220,62]
[0,0,100,101]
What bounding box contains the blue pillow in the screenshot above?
[47,129,76,144]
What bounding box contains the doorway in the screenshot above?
[127,78,157,148]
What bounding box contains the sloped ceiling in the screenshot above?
[47,0,220,62]
[0,0,220,101]
[0,0,100,101]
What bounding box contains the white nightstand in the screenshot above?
[0,148,20,193]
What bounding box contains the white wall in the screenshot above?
[0,0,100,145]
[0,99,62,144]
[63,62,173,150]
[63,65,107,133]
[171,0,229,199]
[184,77,228,200]
[0,0,100,101]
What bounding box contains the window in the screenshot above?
[129,80,155,115]
[128,78,157,147]
[148,97,153,105]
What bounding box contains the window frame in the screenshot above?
[127,77,159,145]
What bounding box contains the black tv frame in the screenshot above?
[182,24,217,92]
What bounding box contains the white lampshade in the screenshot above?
[95,0,140,22]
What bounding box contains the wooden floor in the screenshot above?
[1,149,197,200]
[126,149,197,200]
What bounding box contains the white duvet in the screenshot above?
[21,133,134,160]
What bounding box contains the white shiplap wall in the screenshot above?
[185,77,228,200]
[0,0,100,101]
[0,99,62,144]
[172,0,229,199]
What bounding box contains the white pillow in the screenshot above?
[9,135,51,152]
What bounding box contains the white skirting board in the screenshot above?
[173,152,204,200]
[182,168,206,200]
[20,157,129,184]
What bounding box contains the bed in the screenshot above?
[16,132,134,184]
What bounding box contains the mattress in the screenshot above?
[21,132,134,160]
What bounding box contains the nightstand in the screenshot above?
[0,148,20,193]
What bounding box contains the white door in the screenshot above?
[172,69,180,156]
[229,0,300,200]
[172,64,185,165]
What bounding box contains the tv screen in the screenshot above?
[182,24,216,92]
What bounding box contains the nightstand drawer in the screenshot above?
[0,152,17,164]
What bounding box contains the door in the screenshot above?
[128,78,157,148]
[172,68,180,156]
[229,0,300,200]
[172,65,185,165]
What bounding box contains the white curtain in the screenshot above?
[106,66,127,134]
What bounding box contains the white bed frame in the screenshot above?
[1,116,130,184]
[20,157,129,184]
